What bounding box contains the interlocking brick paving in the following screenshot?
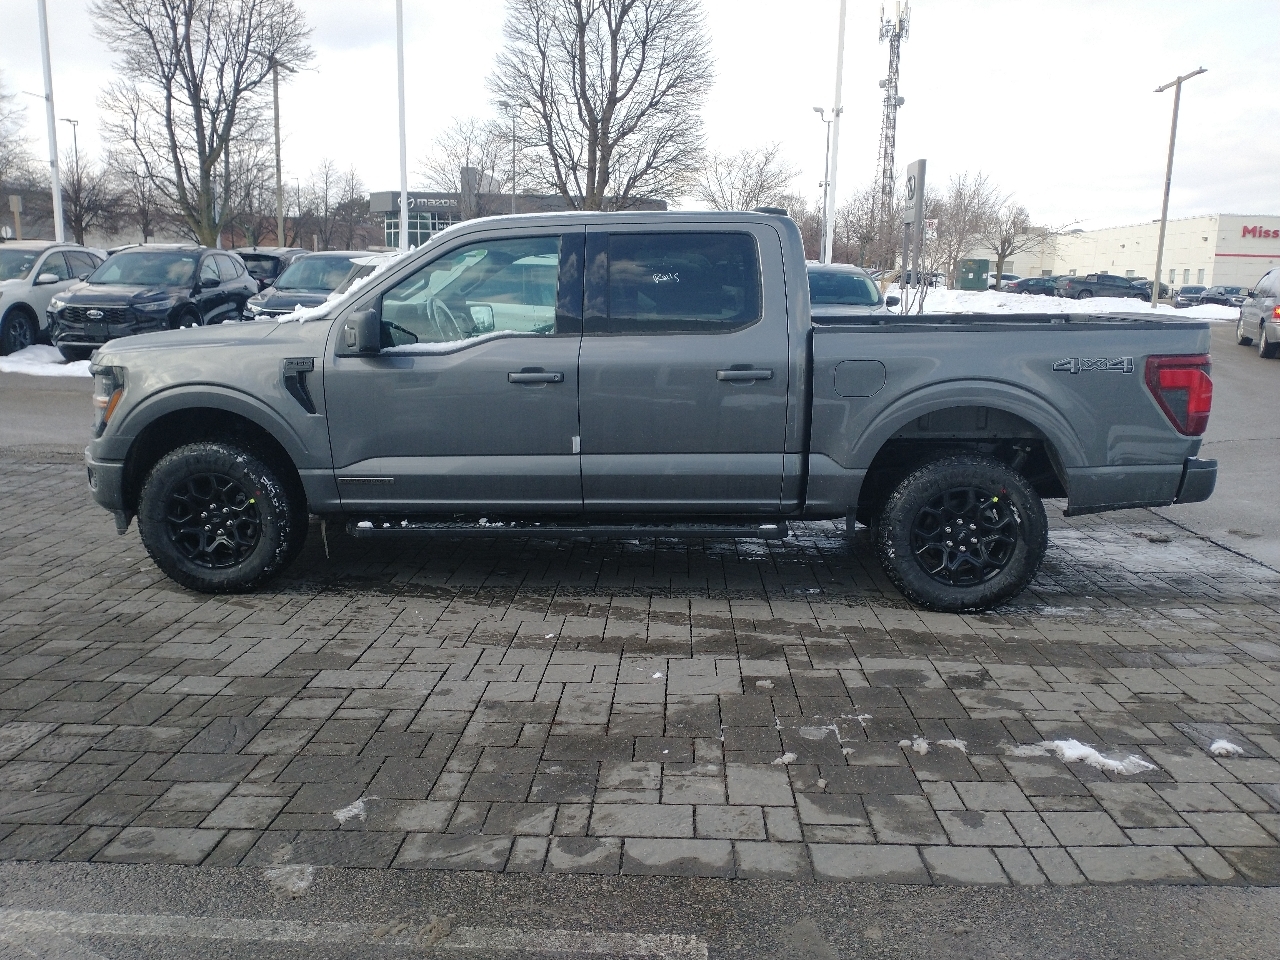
[2,457,1279,885]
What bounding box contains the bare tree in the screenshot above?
[61,148,122,245]
[108,151,165,242]
[333,166,369,250]
[831,183,878,266]
[416,116,512,219]
[694,143,796,211]
[929,171,1000,287]
[92,0,313,246]
[979,201,1051,290]
[777,193,821,260]
[0,71,33,188]
[490,0,712,210]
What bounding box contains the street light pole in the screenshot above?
[60,118,79,177]
[822,0,848,265]
[36,0,65,242]
[395,0,409,252]
[499,101,516,215]
[272,59,285,247]
[813,107,832,260]
[1151,67,1206,309]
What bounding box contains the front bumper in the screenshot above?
[85,446,130,531]
[50,309,169,346]
[1174,456,1216,504]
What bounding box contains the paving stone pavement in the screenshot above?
[2,458,1280,887]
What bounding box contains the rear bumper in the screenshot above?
[1174,456,1216,504]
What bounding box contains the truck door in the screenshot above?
[324,231,585,512]
[577,225,790,514]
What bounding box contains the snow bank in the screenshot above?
[1009,739,1156,775]
[893,287,1238,321]
[0,345,91,377]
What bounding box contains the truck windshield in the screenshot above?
[0,249,38,281]
[274,255,360,292]
[808,270,881,306]
[90,252,197,287]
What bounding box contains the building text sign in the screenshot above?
[1242,225,1279,239]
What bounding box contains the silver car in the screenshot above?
[1237,268,1280,358]
[0,241,105,355]
[807,262,898,322]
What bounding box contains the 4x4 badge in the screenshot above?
[1053,357,1134,374]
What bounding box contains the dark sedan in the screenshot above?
[243,251,381,319]
[1007,277,1059,296]
[47,246,258,360]
[1175,284,1206,308]
[1200,285,1250,308]
[1054,273,1145,300]
[233,246,310,291]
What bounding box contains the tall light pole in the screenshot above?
[395,0,409,251]
[498,101,516,215]
[821,0,848,265]
[1151,67,1206,308]
[272,59,285,247]
[60,118,79,176]
[60,118,78,242]
[813,107,833,259]
[36,0,65,242]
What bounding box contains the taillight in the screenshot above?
[1145,354,1211,436]
[1272,306,1279,320]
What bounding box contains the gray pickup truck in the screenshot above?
[83,211,1216,612]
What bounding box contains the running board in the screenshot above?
[346,519,789,540]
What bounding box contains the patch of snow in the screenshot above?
[1209,739,1245,758]
[1039,739,1156,775]
[799,723,840,741]
[936,738,968,753]
[891,287,1239,321]
[754,679,774,689]
[900,736,929,756]
[772,752,798,765]
[383,329,542,355]
[652,672,663,679]
[816,778,827,790]
[333,796,376,825]
[356,521,373,529]
[545,633,555,639]
[264,864,314,896]
[0,345,91,377]
[841,747,856,756]
[1006,743,1050,758]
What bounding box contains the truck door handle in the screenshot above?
[717,368,773,381]
[508,370,564,383]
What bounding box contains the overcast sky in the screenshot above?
[4,0,1278,229]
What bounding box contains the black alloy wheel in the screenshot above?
[163,472,262,569]
[909,485,1018,587]
[0,310,35,356]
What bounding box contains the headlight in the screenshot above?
[90,364,126,438]
[48,296,66,311]
[245,301,265,315]
[135,298,178,312]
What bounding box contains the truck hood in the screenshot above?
[93,320,285,364]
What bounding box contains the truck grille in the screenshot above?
[64,306,130,324]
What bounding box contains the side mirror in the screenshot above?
[34,272,62,285]
[469,304,494,333]
[339,307,381,355]
[77,272,90,281]
[200,276,222,289]
[885,295,901,307]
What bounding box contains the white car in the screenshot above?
[987,272,1021,290]
[0,241,106,355]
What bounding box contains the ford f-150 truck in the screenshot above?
[83,211,1217,612]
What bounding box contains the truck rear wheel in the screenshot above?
[874,454,1047,612]
[138,441,307,593]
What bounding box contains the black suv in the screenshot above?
[48,245,258,360]
[1053,273,1144,300]
[243,251,377,319]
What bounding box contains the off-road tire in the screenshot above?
[1259,324,1279,359]
[1237,317,1254,346]
[875,454,1048,613]
[56,344,94,362]
[138,441,307,593]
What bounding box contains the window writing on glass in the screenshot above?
[603,232,761,334]
[379,235,560,347]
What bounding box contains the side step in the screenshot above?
[346,519,789,540]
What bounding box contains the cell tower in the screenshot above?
[874,2,909,264]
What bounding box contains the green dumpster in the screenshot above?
[957,258,989,291]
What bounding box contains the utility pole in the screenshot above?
[36,0,64,242]
[60,118,78,242]
[395,0,409,251]
[499,101,517,215]
[821,0,847,265]
[813,107,833,259]
[1151,67,1206,308]
[273,60,285,247]
[874,2,910,268]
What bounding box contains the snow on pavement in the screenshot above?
[0,345,91,377]
[896,287,1239,320]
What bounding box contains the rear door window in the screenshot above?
[213,254,242,280]
[597,232,761,334]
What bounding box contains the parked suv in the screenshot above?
[1054,273,1144,300]
[47,245,258,360]
[0,241,104,355]
[233,246,309,291]
[1174,285,1206,308]
[1237,269,1280,358]
[244,251,379,319]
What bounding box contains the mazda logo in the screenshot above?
[86,309,104,320]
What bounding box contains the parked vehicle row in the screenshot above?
[1234,268,1280,359]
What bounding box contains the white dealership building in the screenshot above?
[979,214,1280,289]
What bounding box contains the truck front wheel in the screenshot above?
[138,441,307,593]
[875,455,1047,612]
